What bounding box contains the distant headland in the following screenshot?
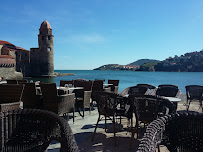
[94,50,203,72]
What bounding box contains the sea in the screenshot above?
[26,70,203,93]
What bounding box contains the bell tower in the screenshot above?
[38,20,54,76]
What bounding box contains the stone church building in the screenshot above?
[0,20,55,79]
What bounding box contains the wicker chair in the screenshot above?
[185,85,203,112]
[0,109,79,152]
[91,80,104,101]
[91,92,118,145]
[108,80,119,94]
[137,112,203,152]
[129,95,175,149]
[156,84,181,98]
[39,83,75,122]
[130,95,160,138]
[0,84,24,104]
[21,83,42,109]
[74,81,92,117]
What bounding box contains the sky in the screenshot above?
[0,0,203,70]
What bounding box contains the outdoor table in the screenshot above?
[56,86,76,95]
[103,84,113,87]
[103,84,113,89]
[162,96,181,111]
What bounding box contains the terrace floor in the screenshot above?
[48,94,202,152]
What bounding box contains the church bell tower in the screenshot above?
[38,20,54,76]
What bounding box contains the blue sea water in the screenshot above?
[29,70,203,93]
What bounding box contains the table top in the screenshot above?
[163,97,181,102]
[122,94,181,102]
[57,87,83,90]
[103,84,113,86]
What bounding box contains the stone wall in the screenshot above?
[0,67,23,80]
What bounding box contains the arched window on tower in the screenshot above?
[47,47,51,51]
[48,36,51,40]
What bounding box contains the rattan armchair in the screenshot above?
[185,85,203,112]
[92,92,118,145]
[130,95,160,139]
[0,109,79,152]
[108,80,119,94]
[156,84,181,98]
[22,83,42,109]
[137,112,203,152]
[91,80,104,102]
[74,81,92,117]
[39,83,75,122]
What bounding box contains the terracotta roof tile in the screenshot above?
[16,46,29,52]
[0,40,14,46]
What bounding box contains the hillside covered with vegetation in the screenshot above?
[94,50,203,72]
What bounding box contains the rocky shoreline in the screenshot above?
[54,72,74,77]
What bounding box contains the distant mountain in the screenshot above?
[152,50,203,72]
[128,59,159,66]
[93,59,158,71]
[93,64,139,71]
[94,50,203,72]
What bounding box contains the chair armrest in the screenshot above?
[84,91,91,107]
[175,90,181,98]
[114,86,119,94]
[104,87,111,92]
[1,109,79,152]
[0,102,20,112]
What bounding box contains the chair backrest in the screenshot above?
[137,112,203,152]
[108,80,119,86]
[131,95,159,123]
[60,80,73,87]
[108,80,119,93]
[22,83,40,108]
[0,84,24,103]
[94,92,117,116]
[18,79,28,84]
[83,81,93,91]
[95,79,105,82]
[156,84,179,97]
[74,80,85,87]
[136,84,156,90]
[185,85,203,100]
[129,86,148,95]
[92,80,104,92]
[39,83,58,111]
[6,80,17,84]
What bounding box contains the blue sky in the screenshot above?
[1,0,203,70]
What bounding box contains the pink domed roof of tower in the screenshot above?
[39,20,51,30]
